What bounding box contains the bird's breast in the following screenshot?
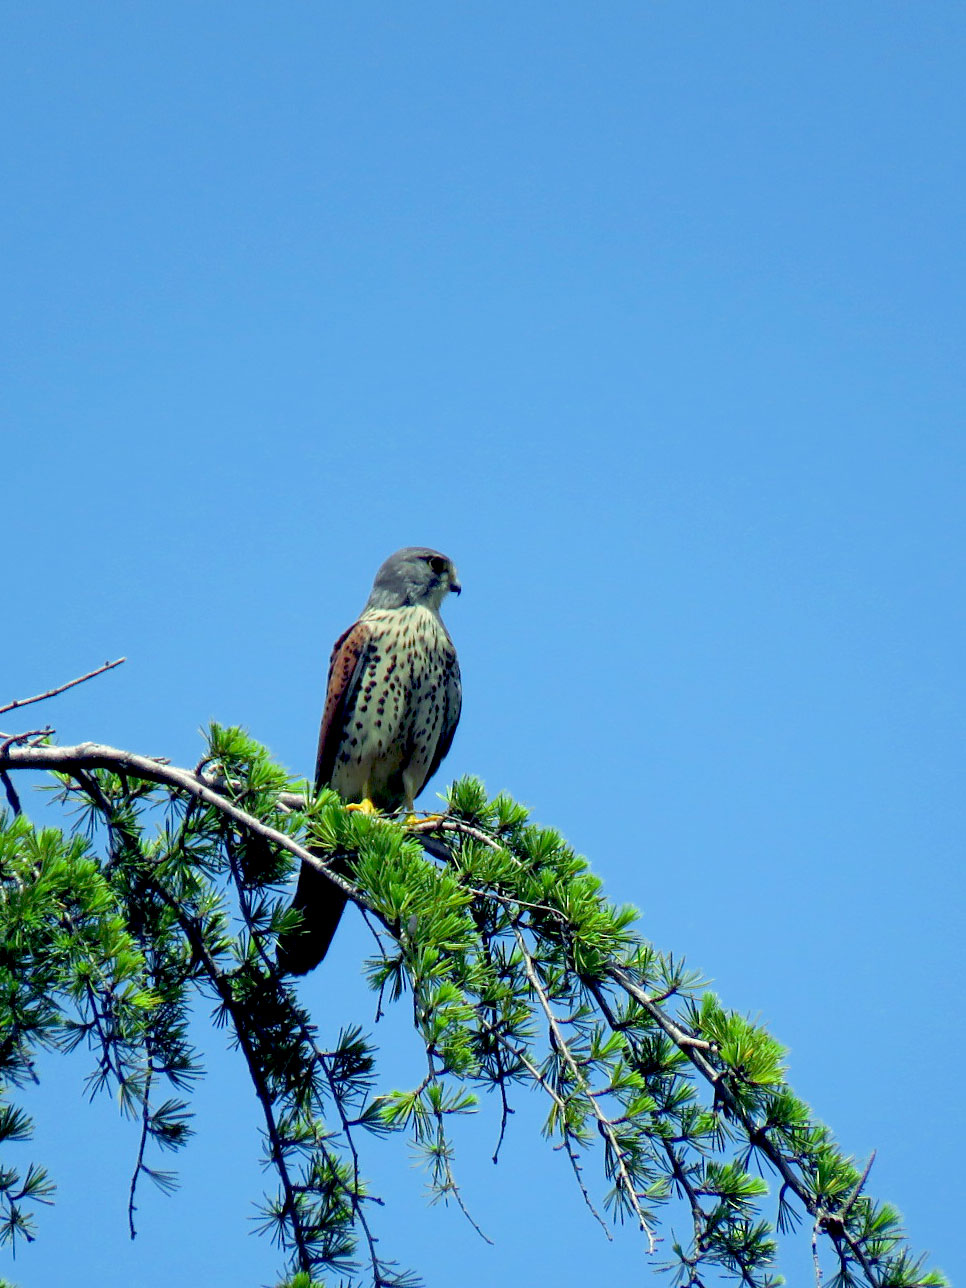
[331,606,458,807]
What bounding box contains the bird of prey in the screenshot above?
[277,547,462,975]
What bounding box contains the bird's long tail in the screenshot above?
[275,856,348,975]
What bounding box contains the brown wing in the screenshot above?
[424,649,462,788]
[277,619,373,977]
[314,619,373,790]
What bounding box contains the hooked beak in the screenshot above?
[450,577,462,596]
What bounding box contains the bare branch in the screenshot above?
[0,658,126,716]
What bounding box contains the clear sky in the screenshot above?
[2,4,964,1285]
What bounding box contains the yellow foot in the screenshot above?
[346,798,379,815]
[404,811,445,827]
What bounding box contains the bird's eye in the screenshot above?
[428,556,447,575]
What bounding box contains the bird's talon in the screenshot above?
[346,798,379,815]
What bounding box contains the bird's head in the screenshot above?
[366,547,462,612]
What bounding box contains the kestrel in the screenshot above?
[277,547,462,975]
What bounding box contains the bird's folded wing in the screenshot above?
[314,619,373,790]
[425,653,462,787]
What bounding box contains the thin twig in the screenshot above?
[464,884,570,924]
[128,1044,155,1240]
[511,923,658,1255]
[841,1150,876,1219]
[490,1077,512,1167]
[562,1134,613,1239]
[0,658,126,716]
[406,817,503,849]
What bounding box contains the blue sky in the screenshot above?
[2,4,964,1285]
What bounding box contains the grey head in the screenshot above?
[364,547,462,613]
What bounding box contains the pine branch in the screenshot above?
[0,738,948,1288]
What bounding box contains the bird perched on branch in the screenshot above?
[276,547,462,975]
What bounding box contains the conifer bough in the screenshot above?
[0,725,947,1288]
